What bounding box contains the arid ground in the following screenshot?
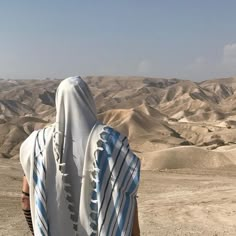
[2,159,236,235]
[2,76,236,235]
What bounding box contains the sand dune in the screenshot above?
[141,146,236,170]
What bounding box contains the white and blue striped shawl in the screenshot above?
[20,122,140,236]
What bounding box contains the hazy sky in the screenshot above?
[1,0,236,81]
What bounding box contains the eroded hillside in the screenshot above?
[1,76,236,159]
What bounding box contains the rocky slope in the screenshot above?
[1,76,236,168]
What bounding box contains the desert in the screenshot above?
[1,76,236,235]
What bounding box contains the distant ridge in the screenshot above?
[1,76,236,170]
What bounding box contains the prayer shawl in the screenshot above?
[20,77,140,236]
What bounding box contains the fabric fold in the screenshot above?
[20,76,140,236]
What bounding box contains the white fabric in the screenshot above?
[53,76,97,176]
[80,124,140,236]
[20,76,140,236]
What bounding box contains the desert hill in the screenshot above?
[141,146,236,170]
[1,76,236,170]
[3,76,236,235]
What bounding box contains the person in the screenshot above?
[20,76,140,236]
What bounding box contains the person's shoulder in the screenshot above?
[21,130,38,149]
[19,130,38,164]
[93,122,124,141]
[20,126,53,152]
[93,122,140,161]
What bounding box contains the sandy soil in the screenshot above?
[0,159,31,236]
[1,158,236,235]
[2,75,236,236]
[139,169,236,236]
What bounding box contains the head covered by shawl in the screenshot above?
[53,76,97,172]
[20,76,140,236]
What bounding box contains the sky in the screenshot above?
[0,0,236,81]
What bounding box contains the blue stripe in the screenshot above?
[97,130,120,193]
[33,168,47,207]
[36,157,46,177]
[36,158,46,175]
[115,158,140,236]
[37,222,46,236]
[37,207,48,231]
[119,154,138,193]
[36,196,48,221]
[115,194,129,236]
[106,191,121,235]
[98,135,126,218]
[106,153,137,235]
[35,129,46,174]
[33,130,48,235]
[99,148,130,234]
[111,157,139,236]
[36,155,46,174]
[33,178,46,203]
[106,130,120,156]
[116,186,138,235]
[33,170,38,183]
[33,168,46,194]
